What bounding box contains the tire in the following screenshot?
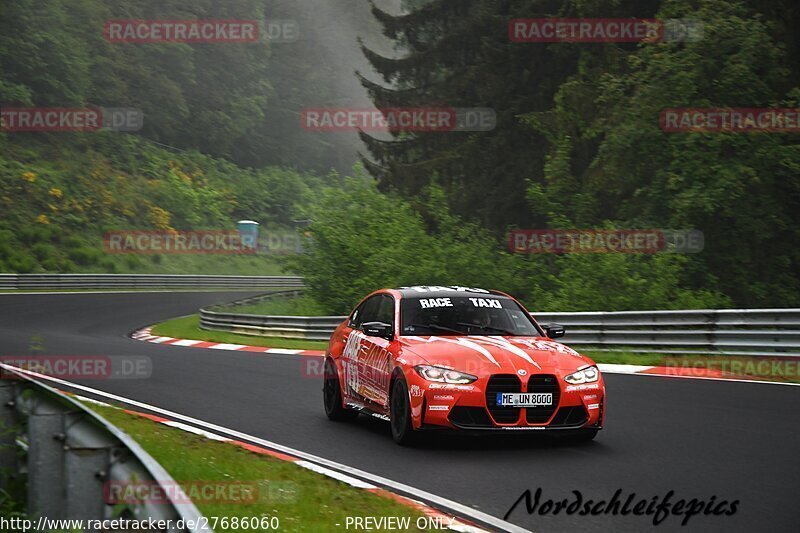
[323,359,358,422]
[390,377,419,445]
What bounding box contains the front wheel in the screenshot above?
[390,377,419,445]
[323,359,358,421]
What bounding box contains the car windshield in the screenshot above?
[400,296,542,337]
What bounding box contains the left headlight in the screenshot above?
[414,365,478,384]
[564,365,599,385]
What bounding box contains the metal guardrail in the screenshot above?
[0,365,210,532]
[533,309,800,355]
[200,294,800,355]
[0,274,304,290]
[200,291,342,341]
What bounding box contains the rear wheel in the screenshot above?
[390,377,419,445]
[323,359,358,421]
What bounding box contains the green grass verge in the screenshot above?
[87,253,288,276]
[229,294,329,316]
[150,314,329,351]
[81,403,439,532]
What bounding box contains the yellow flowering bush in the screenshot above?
[148,205,172,230]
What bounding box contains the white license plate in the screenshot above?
[496,392,553,407]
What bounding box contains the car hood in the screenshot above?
[398,335,593,376]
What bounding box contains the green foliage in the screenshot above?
[289,172,520,313]
[362,0,800,308]
[533,254,731,311]
[289,172,431,312]
[289,173,727,313]
[529,0,800,306]
[0,0,382,173]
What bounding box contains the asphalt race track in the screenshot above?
[1,292,798,532]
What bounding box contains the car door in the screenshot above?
[340,295,379,404]
[363,294,395,408]
[340,294,394,408]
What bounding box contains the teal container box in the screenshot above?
[236,220,259,251]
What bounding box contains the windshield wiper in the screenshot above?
[407,323,466,335]
[456,322,517,336]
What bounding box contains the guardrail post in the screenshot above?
[708,310,719,353]
[63,414,120,520]
[598,314,606,345]
[0,381,18,491]
[24,389,69,518]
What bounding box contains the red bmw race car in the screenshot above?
[323,286,605,444]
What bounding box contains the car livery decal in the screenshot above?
[342,332,392,406]
[468,297,502,308]
[404,336,501,367]
[418,297,453,308]
[474,336,542,369]
[405,335,549,369]
[510,337,581,356]
[342,333,363,397]
[399,285,490,293]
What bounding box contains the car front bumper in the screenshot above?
[409,373,605,431]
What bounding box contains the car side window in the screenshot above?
[350,296,380,330]
[374,294,395,327]
[347,304,362,328]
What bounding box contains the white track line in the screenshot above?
[0,363,531,533]
[294,461,377,489]
[208,343,249,350]
[170,339,202,347]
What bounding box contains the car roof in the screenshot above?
[392,285,507,298]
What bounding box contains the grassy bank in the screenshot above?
[81,403,439,532]
[0,133,317,276]
[77,253,287,276]
[227,294,329,316]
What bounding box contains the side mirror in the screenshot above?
[362,321,394,340]
[543,323,565,339]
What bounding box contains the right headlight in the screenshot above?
[414,365,478,385]
[564,365,599,385]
